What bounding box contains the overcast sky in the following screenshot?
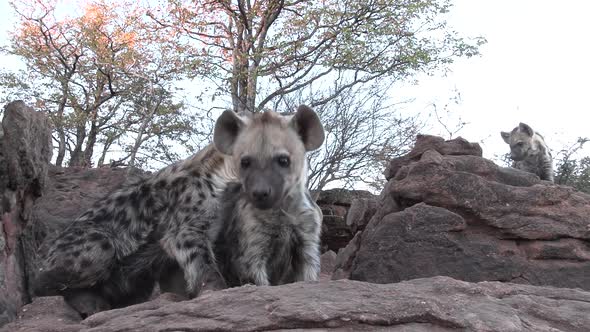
[1,0,588,162]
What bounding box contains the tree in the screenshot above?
[280,83,420,192]
[150,0,485,113]
[2,0,484,193]
[554,137,590,193]
[1,0,196,167]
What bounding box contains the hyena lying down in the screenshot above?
[34,105,325,316]
[501,122,554,182]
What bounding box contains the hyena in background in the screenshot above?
[501,122,554,182]
[213,106,325,286]
[34,105,323,316]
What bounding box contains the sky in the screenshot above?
[0,0,589,163]
[397,0,590,161]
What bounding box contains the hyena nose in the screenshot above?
[252,188,271,201]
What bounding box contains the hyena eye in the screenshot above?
[277,155,290,168]
[516,142,524,147]
[240,157,251,169]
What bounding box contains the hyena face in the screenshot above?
[501,122,535,161]
[214,105,324,209]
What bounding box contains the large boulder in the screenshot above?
[3,277,590,331]
[344,135,590,291]
[0,101,52,326]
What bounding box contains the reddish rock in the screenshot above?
[319,250,336,281]
[0,101,52,326]
[317,189,376,253]
[345,198,378,233]
[392,151,590,240]
[348,142,590,291]
[332,231,362,280]
[384,134,483,180]
[2,296,83,332]
[6,277,590,331]
[315,188,375,206]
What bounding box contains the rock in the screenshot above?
[5,277,590,331]
[315,188,375,206]
[332,231,362,280]
[316,189,376,253]
[0,293,183,332]
[0,101,52,326]
[0,101,53,193]
[320,214,352,252]
[392,151,590,240]
[345,197,378,233]
[1,296,83,332]
[347,139,590,291]
[352,203,526,284]
[319,250,336,281]
[384,134,483,180]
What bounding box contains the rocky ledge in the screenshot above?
[3,276,590,332]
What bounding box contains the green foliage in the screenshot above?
[554,138,590,193]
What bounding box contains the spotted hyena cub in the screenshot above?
[501,122,554,182]
[34,105,323,317]
[213,106,325,286]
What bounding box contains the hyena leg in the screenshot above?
[98,243,165,308]
[248,262,270,286]
[163,222,226,297]
[241,244,270,286]
[294,240,320,282]
[541,158,554,182]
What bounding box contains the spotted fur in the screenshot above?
[501,122,554,182]
[33,105,324,316]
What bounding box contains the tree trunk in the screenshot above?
[129,98,160,169]
[68,122,87,167]
[82,119,99,167]
[53,95,68,167]
[55,129,66,167]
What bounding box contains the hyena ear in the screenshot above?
[518,123,534,137]
[500,131,511,144]
[290,105,325,151]
[214,110,245,155]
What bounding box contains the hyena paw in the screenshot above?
[201,269,227,293]
[186,269,227,298]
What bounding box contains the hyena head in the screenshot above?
[501,122,536,161]
[214,105,325,210]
